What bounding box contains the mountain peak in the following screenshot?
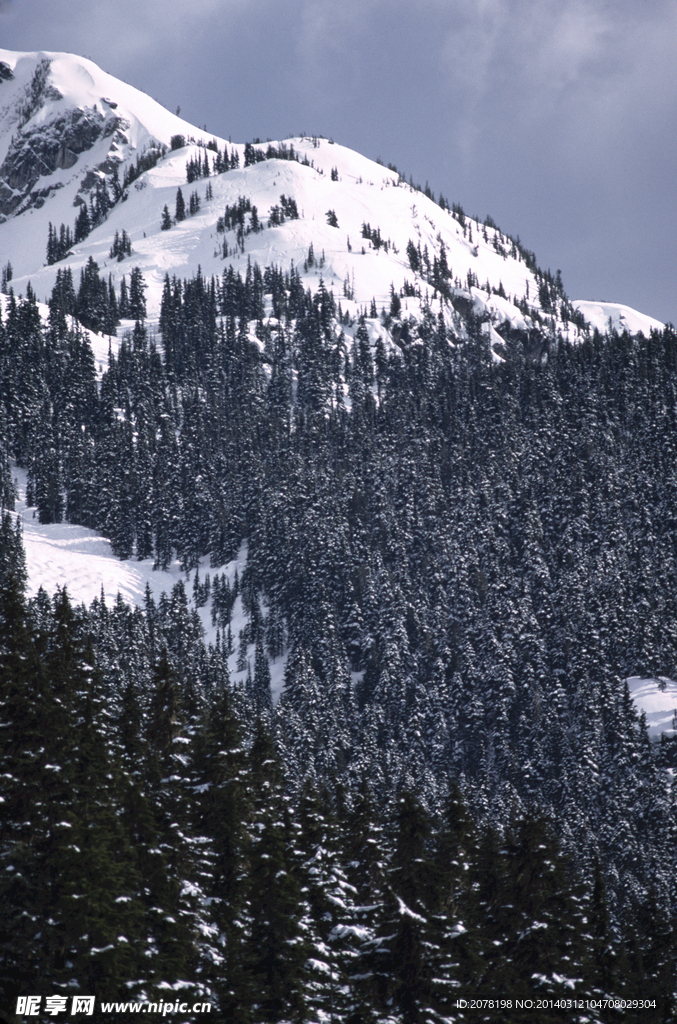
[0,49,213,226]
[0,49,663,346]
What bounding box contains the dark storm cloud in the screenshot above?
[2,0,675,321]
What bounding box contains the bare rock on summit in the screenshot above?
[0,107,109,216]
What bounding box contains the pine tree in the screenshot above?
[368,792,439,1023]
[74,203,91,243]
[142,650,210,998]
[0,575,150,1004]
[129,266,147,323]
[428,784,482,1017]
[192,684,252,1019]
[473,813,590,1019]
[175,187,186,223]
[297,783,362,1022]
[245,722,309,1023]
[109,228,132,261]
[252,633,272,713]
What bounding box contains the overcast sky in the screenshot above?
[2,0,676,323]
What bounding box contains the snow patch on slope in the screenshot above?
[12,467,184,609]
[573,300,664,338]
[627,676,677,737]
[10,467,288,700]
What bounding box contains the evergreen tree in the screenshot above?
[74,203,91,243]
[192,683,252,1018]
[129,266,147,323]
[368,792,439,1023]
[297,783,362,1022]
[473,813,591,1019]
[0,575,150,1005]
[175,187,186,223]
[245,722,308,1023]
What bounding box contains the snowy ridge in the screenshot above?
[0,46,656,354]
[0,48,206,160]
[573,300,664,338]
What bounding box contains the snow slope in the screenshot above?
[0,49,588,350]
[11,466,288,699]
[573,300,664,338]
[627,677,677,738]
[2,124,545,340]
[0,49,664,346]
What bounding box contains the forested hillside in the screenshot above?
[1,269,677,1019]
[1,46,677,1024]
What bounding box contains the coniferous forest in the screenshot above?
[2,261,677,1022]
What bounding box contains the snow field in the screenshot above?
[626,676,677,738]
[11,467,288,700]
[572,300,665,338]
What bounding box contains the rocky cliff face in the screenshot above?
[0,57,129,219]
[0,107,109,217]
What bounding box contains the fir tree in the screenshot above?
[245,722,308,1023]
[175,187,186,222]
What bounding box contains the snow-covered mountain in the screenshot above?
[0,49,669,729]
[0,49,212,236]
[0,48,662,355]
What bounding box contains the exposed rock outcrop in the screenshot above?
[0,107,108,217]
